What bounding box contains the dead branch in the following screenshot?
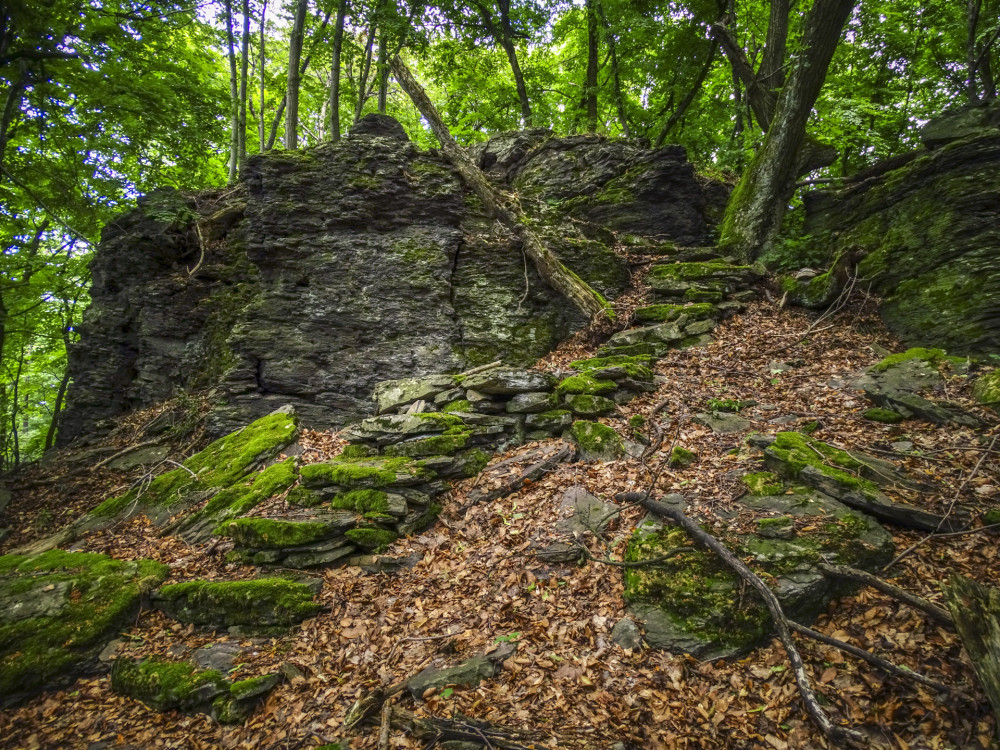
[91,439,166,471]
[462,444,575,514]
[388,707,540,750]
[638,495,866,745]
[786,621,963,698]
[818,562,953,626]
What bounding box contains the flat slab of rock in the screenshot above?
[854,355,981,427]
[693,411,751,433]
[406,642,516,698]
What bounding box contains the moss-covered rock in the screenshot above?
[668,446,697,468]
[741,471,784,496]
[568,355,655,381]
[556,373,618,395]
[0,551,169,707]
[870,347,966,373]
[973,370,1000,406]
[111,657,228,712]
[633,303,715,325]
[215,518,335,548]
[568,421,624,461]
[563,394,617,417]
[863,407,904,423]
[153,578,322,629]
[299,455,434,489]
[344,526,398,551]
[94,410,299,521]
[626,484,893,659]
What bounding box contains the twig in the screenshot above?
[387,632,459,662]
[787,621,964,698]
[818,562,953,626]
[639,495,866,744]
[462,444,575,514]
[884,433,999,571]
[162,459,198,478]
[91,439,166,470]
[456,360,502,378]
[378,702,392,750]
[573,541,695,568]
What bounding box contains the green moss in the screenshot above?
[156,578,321,627]
[633,303,714,324]
[629,414,646,430]
[94,412,298,517]
[344,527,398,551]
[383,429,471,457]
[215,518,331,548]
[340,444,377,459]
[757,515,794,530]
[299,456,431,489]
[871,347,966,373]
[111,658,227,711]
[285,486,323,507]
[564,394,616,416]
[973,371,1000,405]
[768,432,880,498]
[649,262,752,281]
[983,508,1000,525]
[705,398,745,413]
[458,448,490,478]
[569,355,654,380]
[684,289,724,303]
[441,399,473,413]
[624,526,768,651]
[863,408,904,424]
[556,373,617,395]
[331,489,389,513]
[668,446,696,468]
[0,551,169,701]
[229,674,276,701]
[742,472,784,496]
[569,420,624,460]
[199,457,299,520]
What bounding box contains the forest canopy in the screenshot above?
[1,0,997,469]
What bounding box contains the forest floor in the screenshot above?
[1,287,999,750]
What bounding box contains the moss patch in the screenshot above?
[973,370,1000,405]
[94,412,299,518]
[344,527,398,551]
[569,420,624,461]
[0,551,169,703]
[668,447,696,468]
[155,578,321,628]
[331,489,389,513]
[299,456,432,489]
[742,472,784,496]
[556,373,618,395]
[215,518,331,548]
[863,408,904,424]
[633,303,715,324]
[766,432,880,499]
[569,355,654,380]
[111,657,227,711]
[441,399,473,413]
[871,347,966,373]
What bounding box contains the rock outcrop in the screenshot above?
[60,122,723,442]
[803,113,1000,356]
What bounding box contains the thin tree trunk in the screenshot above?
[0,68,27,171]
[498,37,532,127]
[328,0,348,140]
[285,0,309,149]
[238,0,250,169]
[225,0,239,183]
[266,4,335,150]
[390,55,612,322]
[584,0,599,132]
[377,31,388,114]
[719,0,856,261]
[258,0,267,151]
[355,19,378,122]
[969,0,982,102]
[597,0,627,136]
[44,306,73,451]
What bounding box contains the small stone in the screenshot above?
[193,642,242,671]
[610,618,643,650]
[461,368,555,395]
[563,394,617,417]
[372,376,456,415]
[506,391,559,414]
[890,441,914,452]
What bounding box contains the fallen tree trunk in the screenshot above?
[389,55,614,322]
[638,495,865,744]
[944,575,1000,732]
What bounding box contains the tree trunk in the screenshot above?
[355,19,377,122]
[225,0,239,183]
[499,36,532,128]
[258,0,267,152]
[584,0,599,132]
[389,55,613,321]
[944,575,1000,734]
[238,0,250,170]
[377,30,389,114]
[285,0,309,149]
[718,0,856,261]
[328,0,348,141]
[597,0,628,136]
[969,0,982,102]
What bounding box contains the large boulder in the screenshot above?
[66,124,707,440]
[803,132,1000,355]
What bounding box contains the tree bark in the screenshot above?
[389,55,613,321]
[328,0,348,141]
[718,0,856,261]
[597,0,628,136]
[354,18,378,123]
[655,38,718,147]
[225,0,239,183]
[285,0,309,149]
[944,575,1000,733]
[377,30,389,114]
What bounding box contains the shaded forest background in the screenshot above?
[1,0,997,469]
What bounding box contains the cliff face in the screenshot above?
[804,120,1000,356]
[60,122,723,442]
